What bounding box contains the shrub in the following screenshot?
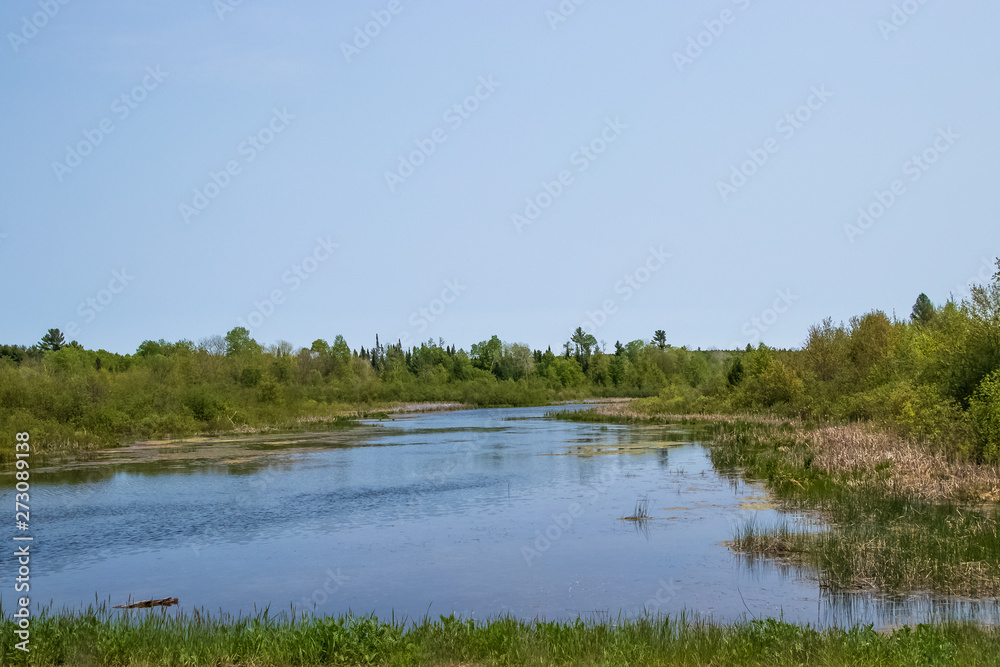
[239,367,262,388]
[182,390,224,423]
[970,370,1000,463]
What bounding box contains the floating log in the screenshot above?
[113,597,179,609]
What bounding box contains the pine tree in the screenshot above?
[910,293,935,326]
[38,328,65,351]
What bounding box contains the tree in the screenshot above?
[370,334,385,374]
[847,311,896,385]
[958,258,1000,404]
[726,355,745,386]
[310,339,331,356]
[587,349,610,386]
[38,328,65,351]
[570,327,598,370]
[653,330,667,350]
[803,317,849,383]
[136,339,166,357]
[498,343,534,380]
[910,293,935,326]
[331,335,351,367]
[0,345,29,364]
[198,335,226,356]
[970,370,1000,463]
[224,327,258,357]
[470,335,503,375]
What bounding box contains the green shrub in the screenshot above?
[239,367,262,388]
[970,370,1000,463]
[182,390,224,423]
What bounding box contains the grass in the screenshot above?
[553,405,1000,597]
[622,495,651,522]
[547,406,788,427]
[711,421,1000,596]
[6,603,1000,666]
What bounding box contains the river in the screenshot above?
[5,405,998,627]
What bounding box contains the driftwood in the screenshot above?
[114,597,179,609]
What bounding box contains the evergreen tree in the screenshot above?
[653,330,667,350]
[38,328,65,351]
[911,293,935,326]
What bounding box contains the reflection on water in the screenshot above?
[1,404,997,628]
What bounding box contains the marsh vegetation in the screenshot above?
[5,603,1000,667]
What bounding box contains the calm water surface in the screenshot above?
[3,405,998,627]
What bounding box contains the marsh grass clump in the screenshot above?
[622,496,651,522]
[732,518,808,561]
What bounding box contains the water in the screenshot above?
[3,405,998,627]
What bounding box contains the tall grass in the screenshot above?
[713,421,1000,595]
[5,602,1000,666]
[624,496,651,521]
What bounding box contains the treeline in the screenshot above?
[0,325,723,453]
[640,261,1000,463]
[2,260,999,462]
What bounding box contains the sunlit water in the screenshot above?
[3,405,998,627]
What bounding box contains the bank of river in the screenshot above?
[3,405,997,628]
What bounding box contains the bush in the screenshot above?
[970,371,1000,463]
[183,390,224,423]
[239,367,262,388]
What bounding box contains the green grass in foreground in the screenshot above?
[4,605,1000,666]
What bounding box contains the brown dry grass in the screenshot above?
[809,424,1000,503]
[584,401,790,425]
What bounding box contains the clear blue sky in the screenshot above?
[2,1,997,355]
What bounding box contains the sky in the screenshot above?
[2,1,998,355]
